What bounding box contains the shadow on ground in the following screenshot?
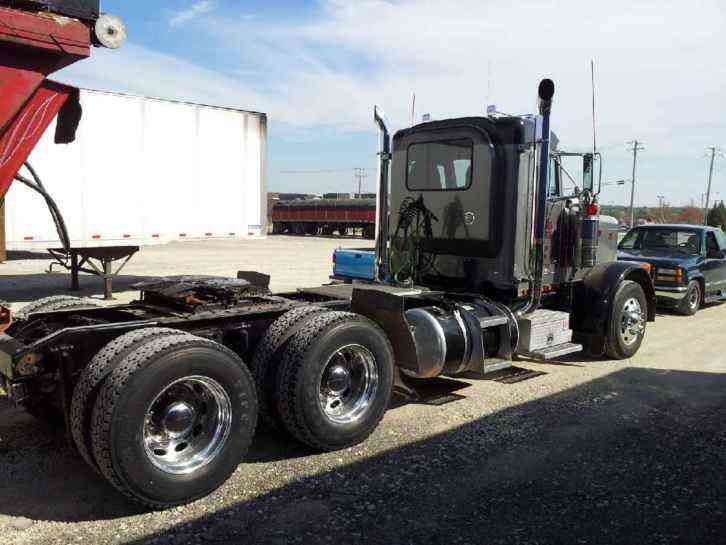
[1,366,724,544]
[125,367,724,545]
[0,274,154,304]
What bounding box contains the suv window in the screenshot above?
[706,232,722,258]
[619,228,701,255]
[715,229,726,250]
[407,139,473,191]
[618,229,640,250]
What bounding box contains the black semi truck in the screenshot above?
[0,80,655,508]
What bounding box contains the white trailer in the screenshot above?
[4,88,268,251]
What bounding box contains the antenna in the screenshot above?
[487,60,492,111]
[591,59,597,155]
[411,92,416,126]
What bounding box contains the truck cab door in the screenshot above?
[703,231,726,298]
[545,157,574,284]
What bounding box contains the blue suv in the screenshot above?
[618,224,726,315]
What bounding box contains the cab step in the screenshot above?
[468,359,513,376]
[521,342,583,360]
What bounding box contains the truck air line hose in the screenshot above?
[13,162,71,252]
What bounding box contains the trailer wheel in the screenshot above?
[71,328,188,472]
[605,280,648,360]
[363,225,375,240]
[276,312,394,451]
[15,295,100,321]
[91,335,257,508]
[250,306,329,430]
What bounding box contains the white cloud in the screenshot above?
[57,0,726,202]
[169,1,216,27]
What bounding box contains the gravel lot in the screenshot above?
[1,236,724,545]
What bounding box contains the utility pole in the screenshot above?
[627,140,645,227]
[657,194,666,223]
[354,168,368,198]
[703,146,724,225]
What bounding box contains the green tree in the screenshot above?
[707,201,726,230]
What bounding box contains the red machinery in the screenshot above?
[0,1,125,198]
[0,1,127,296]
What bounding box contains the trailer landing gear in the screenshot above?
[48,246,139,300]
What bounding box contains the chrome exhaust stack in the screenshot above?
[519,79,555,316]
[374,107,391,282]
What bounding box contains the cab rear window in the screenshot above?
[406,139,473,191]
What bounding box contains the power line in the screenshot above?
[627,140,645,227]
[279,168,374,175]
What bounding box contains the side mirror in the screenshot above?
[582,154,594,192]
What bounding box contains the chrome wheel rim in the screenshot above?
[620,297,645,346]
[143,376,232,475]
[318,344,378,424]
[689,285,700,310]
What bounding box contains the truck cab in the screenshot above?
[366,81,655,368]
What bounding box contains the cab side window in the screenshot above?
[547,157,561,197]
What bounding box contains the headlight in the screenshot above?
[656,267,684,283]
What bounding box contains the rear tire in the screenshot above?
[276,311,394,451]
[250,306,329,430]
[15,295,100,321]
[71,328,188,472]
[605,280,648,360]
[91,335,257,508]
[677,280,701,316]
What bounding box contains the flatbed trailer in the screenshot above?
[272,198,376,238]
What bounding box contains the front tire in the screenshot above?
[276,312,394,451]
[605,280,648,360]
[91,335,257,508]
[677,280,701,316]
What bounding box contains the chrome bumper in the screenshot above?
[655,285,688,302]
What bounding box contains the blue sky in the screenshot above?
[58,0,726,207]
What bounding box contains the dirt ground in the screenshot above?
[0,236,724,545]
[0,236,354,308]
